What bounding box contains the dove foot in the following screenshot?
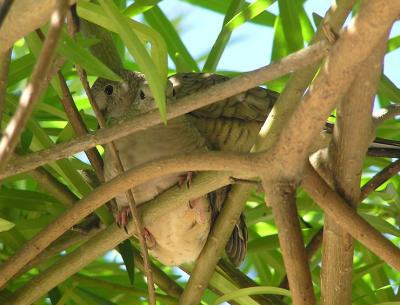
[116,207,131,233]
[116,208,156,248]
[178,171,193,188]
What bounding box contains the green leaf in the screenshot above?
[58,32,121,81]
[312,12,323,28]
[48,287,62,305]
[143,5,199,72]
[0,189,64,213]
[0,218,15,232]
[224,0,276,32]
[8,54,35,86]
[213,286,291,305]
[181,0,276,27]
[98,0,167,121]
[360,213,400,237]
[118,240,135,285]
[277,0,304,52]
[19,129,33,154]
[125,0,162,17]
[203,0,246,72]
[378,74,400,104]
[77,1,168,78]
[387,35,400,53]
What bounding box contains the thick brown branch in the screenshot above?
[0,152,254,288]
[7,159,400,304]
[0,0,68,172]
[0,48,11,126]
[253,0,355,153]
[263,180,315,305]
[279,229,324,290]
[0,41,329,179]
[321,31,387,305]
[179,2,353,304]
[268,0,400,179]
[303,162,400,271]
[0,0,76,54]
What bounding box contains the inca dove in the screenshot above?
[91,71,277,266]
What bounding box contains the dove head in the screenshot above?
[91,70,173,120]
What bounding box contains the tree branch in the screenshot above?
[373,103,400,127]
[0,47,11,127]
[0,0,69,172]
[263,180,316,305]
[0,41,329,179]
[7,157,400,304]
[321,32,388,305]
[57,71,104,179]
[5,171,234,305]
[303,162,400,271]
[0,152,254,288]
[360,159,400,200]
[267,0,400,179]
[0,0,75,54]
[179,1,354,304]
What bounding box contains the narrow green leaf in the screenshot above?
[58,32,121,81]
[312,12,323,28]
[19,129,33,154]
[124,0,162,17]
[8,54,35,86]
[182,264,259,305]
[278,0,304,52]
[360,213,399,237]
[298,6,314,43]
[378,74,400,104]
[213,286,291,305]
[0,218,15,232]
[78,1,168,78]
[0,189,64,214]
[118,240,135,285]
[224,0,275,32]
[144,5,199,72]
[99,0,167,121]
[203,0,246,72]
[181,0,276,27]
[387,35,400,53]
[48,287,62,305]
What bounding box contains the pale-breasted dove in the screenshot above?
[91,71,277,266]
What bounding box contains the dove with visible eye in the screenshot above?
[91,70,277,266]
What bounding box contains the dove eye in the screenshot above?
[139,90,146,99]
[104,85,114,95]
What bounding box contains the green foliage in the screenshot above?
[0,1,399,305]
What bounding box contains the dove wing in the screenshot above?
[170,73,278,265]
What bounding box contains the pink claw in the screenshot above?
[178,171,194,188]
[116,207,131,233]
